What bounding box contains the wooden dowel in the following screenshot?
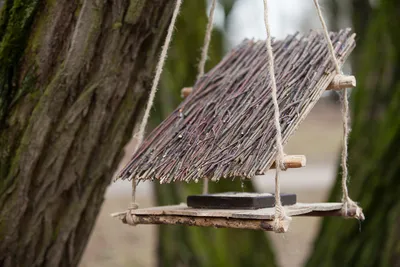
[327,74,356,90]
[182,74,356,99]
[181,87,193,98]
[270,155,306,169]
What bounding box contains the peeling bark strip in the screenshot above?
[118,29,356,184]
[0,1,176,266]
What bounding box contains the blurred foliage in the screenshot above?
[307,0,400,266]
[326,0,340,31]
[150,1,277,266]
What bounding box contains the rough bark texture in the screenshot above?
[306,0,400,266]
[0,0,175,266]
[152,1,277,266]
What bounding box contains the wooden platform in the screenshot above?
[113,202,364,232]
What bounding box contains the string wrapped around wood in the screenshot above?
[313,0,363,220]
[262,0,291,233]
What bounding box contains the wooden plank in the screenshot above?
[129,202,349,220]
[128,215,278,231]
[132,204,275,219]
[112,202,362,233]
[134,206,245,218]
[293,202,343,211]
[130,205,182,215]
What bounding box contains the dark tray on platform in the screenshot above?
[187,192,297,210]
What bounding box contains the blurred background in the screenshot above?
[80,0,399,266]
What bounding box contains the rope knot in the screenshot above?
[124,209,138,226]
[123,202,139,225]
[341,197,365,221]
[272,205,292,233]
[263,0,289,233]
[313,0,363,223]
[276,154,288,171]
[130,202,139,210]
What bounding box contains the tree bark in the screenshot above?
[306,0,400,266]
[0,1,175,266]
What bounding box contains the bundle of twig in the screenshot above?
[118,29,356,184]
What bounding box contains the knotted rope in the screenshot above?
[129,0,183,210]
[262,0,291,233]
[313,0,363,220]
[198,0,217,194]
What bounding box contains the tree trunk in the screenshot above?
[0,1,175,266]
[306,0,400,266]
[153,1,277,266]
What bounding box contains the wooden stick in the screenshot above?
[327,74,356,90]
[182,75,356,99]
[181,87,193,98]
[270,155,306,169]
[123,214,282,231]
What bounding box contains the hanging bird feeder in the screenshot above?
[112,0,364,233]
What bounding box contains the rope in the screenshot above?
[129,0,183,209]
[198,0,217,80]
[202,177,209,195]
[131,180,139,209]
[262,0,291,233]
[313,0,341,74]
[198,0,217,194]
[313,0,363,219]
[136,0,183,146]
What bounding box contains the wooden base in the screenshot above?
[187,192,296,209]
[112,202,364,233]
[125,215,277,231]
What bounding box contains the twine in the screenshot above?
[129,0,183,209]
[262,0,291,233]
[313,0,363,220]
[197,0,217,80]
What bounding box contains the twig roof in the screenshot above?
[118,29,356,184]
